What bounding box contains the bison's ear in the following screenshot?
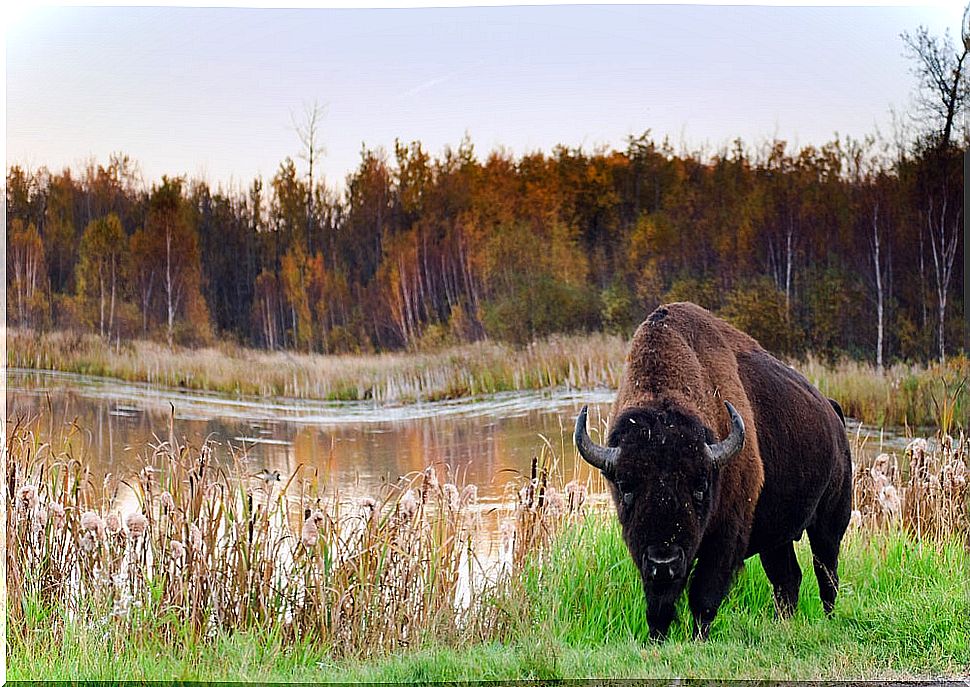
[574,405,620,475]
[705,401,745,469]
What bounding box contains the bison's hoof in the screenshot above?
[692,621,712,641]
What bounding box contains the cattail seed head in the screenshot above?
[422,465,440,494]
[105,512,122,535]
[50,503,66,529]
[359,497,380,528]
[543,486,565,516]
[160,491,176,511]
[878,485,901,517]
[81,510,106,538]
[126,512,149,538]
[399,489,419,519]
[301,509,326,547]
[32,506,49,534]
[942,458,967,490]
[301,519,320,547]
[443,483,460,512]
[565,480,587,512]
[18,484,38,512]
[189,524,204,554]
[849,509,863,529]
[906,438,929,456]
[170,540,187,561]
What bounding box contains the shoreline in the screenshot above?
[6,328,969,428]
[6,327,627,404]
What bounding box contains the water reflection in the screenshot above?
[7,368,915,509]
[7,369,616,505]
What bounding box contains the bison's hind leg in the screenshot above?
[806,523,844,615]
[807,462,851,615]
[760,542,802,617]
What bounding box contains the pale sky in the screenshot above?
[5,2,968,192]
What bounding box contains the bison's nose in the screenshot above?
[645,546,685,583]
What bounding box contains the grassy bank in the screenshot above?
[6,327,626,403]
[801,356,969,431]
[7,328,969,427]
[10,528,970,681]
[7,414,970,681]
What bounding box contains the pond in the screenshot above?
[6,368,616,502]
[6,368,914,547]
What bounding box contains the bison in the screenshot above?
[574,302,851,640]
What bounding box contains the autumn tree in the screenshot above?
[81,154,144,232]
[280,242,314,350]
[76,213,128,338]
[902,8,967,362]
[293,100,327,255]
[253,270,282,349]
[192,182,258,338]
[6,166,45,229]
[7,219,49,327]
[43,171,79,294]
[144,177,209,345]
[902,4,970,150]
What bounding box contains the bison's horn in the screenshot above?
[574,405,620,474]
[705,401,745,468]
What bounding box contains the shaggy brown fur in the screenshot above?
[588,302,851,640]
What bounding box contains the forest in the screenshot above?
[6,15,968,365]
[4,128,964,365]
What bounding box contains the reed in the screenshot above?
[8,328,969,429]
[5,413,594,659]
[7,328,627,403]
[7,410,969,678]
[801,354,969,428]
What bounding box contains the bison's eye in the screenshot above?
[614,480,635,508]
[693,479,708,504]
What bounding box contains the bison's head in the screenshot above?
[574,400,744,588]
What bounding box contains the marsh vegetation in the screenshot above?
[7,412,969,680]
[8,327,969,429]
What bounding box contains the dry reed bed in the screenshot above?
[8,329,970,428]
[7,328,627,402]
[801,355,969,428]
[6,416,591,657]
[851,432,969,540]
[7,416,969,660]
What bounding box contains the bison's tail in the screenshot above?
[828,398,846,426]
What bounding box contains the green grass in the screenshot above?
[10,519,969,681]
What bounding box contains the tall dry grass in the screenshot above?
[6,413,593,658]
[7,328,627,403]
[7,410,968,661]
[9,328,969,429]
[802,354,969,428]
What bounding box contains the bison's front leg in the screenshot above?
[687,545,743,639]
[643,576,689,641]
